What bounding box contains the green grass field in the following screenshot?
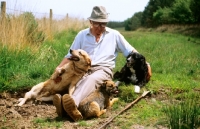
[0,30,199,128]
[114,30,200,128]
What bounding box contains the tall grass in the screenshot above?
[0,12,89,91]
[163,93,200,129]
[0,14,39,50]
[0,12,89,51]
[0,30,77,92]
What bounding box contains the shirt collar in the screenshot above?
[87,27,110,35]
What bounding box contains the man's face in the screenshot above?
[90,21,107,35]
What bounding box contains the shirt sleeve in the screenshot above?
[65,31,83,58]
[116,31,138,57]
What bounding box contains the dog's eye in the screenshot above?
[108,85,112,87]
[79,51,82,55]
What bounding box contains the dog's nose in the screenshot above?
[70,49,73,53]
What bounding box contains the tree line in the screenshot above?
[107,0,200,31]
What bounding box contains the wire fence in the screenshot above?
[7,8,68,19]
[0,2,69,20]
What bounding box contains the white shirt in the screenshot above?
[65,27,137,69]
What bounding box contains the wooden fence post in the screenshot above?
[66,13,68,19]
[50,9,52,27]
[49,9,52,39]
[1,1,6,20]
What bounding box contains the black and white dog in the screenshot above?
[114,52,150,92]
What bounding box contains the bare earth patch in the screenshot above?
[0,91,124,129]
[0,89,170,129]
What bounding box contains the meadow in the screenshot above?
[0,15,200,128]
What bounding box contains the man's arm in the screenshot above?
[146,62,152,81]
[56,57,70,71]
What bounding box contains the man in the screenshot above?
[53,6,152,121]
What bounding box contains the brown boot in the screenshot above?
[53,94,64,117]
[62,94,83,121]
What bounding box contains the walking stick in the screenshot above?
[98,91,150,129]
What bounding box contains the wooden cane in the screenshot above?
[98,91,150,129]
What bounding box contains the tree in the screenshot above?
[171,0,194,24]
[124,18,132,31]
[190,0,200,23]
[153,7,173,25]
[124,12,143,31]
[142,0,176,27]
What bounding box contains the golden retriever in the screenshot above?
[17,49,91,106]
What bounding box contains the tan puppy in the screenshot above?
[17,49,91,106]
[78,80,119,119]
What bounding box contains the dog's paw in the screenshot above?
[35,99,42,105]
[51,68,61,79]
[51,68,65,79]
[115,81,121,87]
[102,109,107,113]
[113,98,119,102]
[16,98,27,106]
[18,98,24,102]
[51,73,59,80]
[134,85,140,93]
[17,101,24,106]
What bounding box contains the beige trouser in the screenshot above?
[71,66,113,106]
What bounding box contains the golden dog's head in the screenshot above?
[101,80,119,95]
[69,49,91,71]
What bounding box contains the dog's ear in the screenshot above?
[140,55,147,66]
[102,81,107,87]
[87,59,91,66]
[140,58,145,63]
[136,53,141,59]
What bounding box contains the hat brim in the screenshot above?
[88,17,109,23]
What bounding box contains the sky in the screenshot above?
[3,0,149,21]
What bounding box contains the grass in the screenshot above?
[113,30,200,128]
[33,118,63,128]
[162,93,200,129]
[0,30,78,92]
[0,18,200,128]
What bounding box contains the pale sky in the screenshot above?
[3,0,149,21]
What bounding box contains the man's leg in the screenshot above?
[54,66,112,121]
[72,67,112,106]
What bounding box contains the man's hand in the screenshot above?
[146,63,152,82]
